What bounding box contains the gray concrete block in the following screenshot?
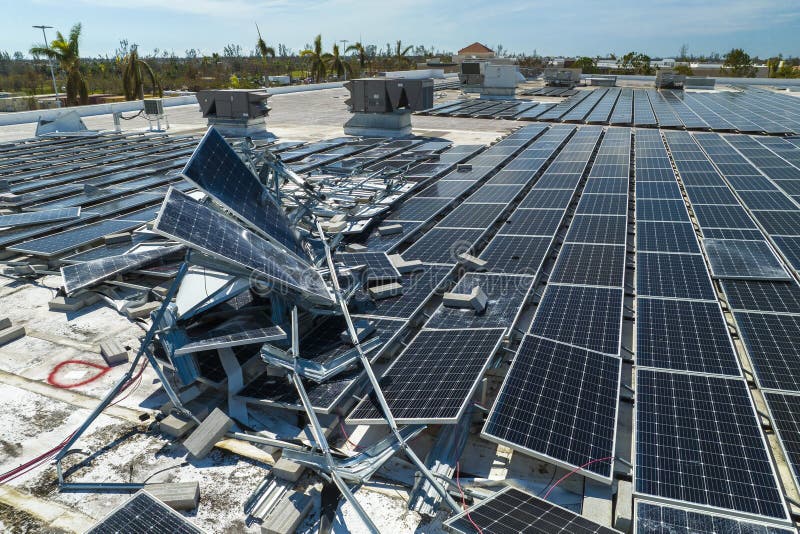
[183,408,234,460]
[442,286,487,313]
[340,319,375,345]
[321,220,347,233]
[49,293,100,312]
[100,340,129,366]
[0,318,11,331]
[104,233,131,245]
[262,490,313,534]
[377,224,403,236]
[0,325,25,346]
[160,413,197,439]
[144,481,200,511]
[613,479,633,532]
[271,458,305,483]
[368,282,403,300]
[387,254,424,274]
[457,252,487,271]
[125,301,161,319]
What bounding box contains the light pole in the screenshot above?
[33,25,60,107]
[339,39,349,80]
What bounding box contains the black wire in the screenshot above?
[537,467,559,497]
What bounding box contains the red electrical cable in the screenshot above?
[455,461,484,534]
[542,456,614,500]
[47,360,112,389]
[338,421,363,451]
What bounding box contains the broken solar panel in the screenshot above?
[86,490,206,534]
[347,328,505,424]
[337,251,401,284]
[482,335,620,482]
[154,188,333,306]
[444,486,620,534]
[352,264,453,320]
[0,207,80,228]
[635,501,794,534]
[703,239,792,281]
[60,244,185,295]
[635,370,787,522]
[175,316,286,355]
[180,127,307,259]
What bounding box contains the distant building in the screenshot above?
[453,42,495,63]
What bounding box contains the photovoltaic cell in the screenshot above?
[0,207,80,228]
[549,243,626,287]
[529,284,623,355]
[635,369,787,522]
[338,251,401,283]
[478,235,552,275]
[636,297,740,376]
[735,312,800,392]
[153,188,333,305]
[445,486,620,534]
[347,328,505,424]
[720,279,800,314]
[401,228,486,264]
[692,204,758,229]
[635,222,700,253]
[703,239,792,280]
[498,209,563,236]
[576,194,628,215]
[482,335,620,481]
[181,127,307,258]
[636,199,689,222]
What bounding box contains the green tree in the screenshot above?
[255,24,275,65]
[325,43,351,79]
[673,64,694,76]
[300,34,326,82]
[29,22,88,106]
[121,47,161,100]
[574,56,596,74]
[620,51,653,75]
[722,48,757,77]
[346,41,367,74]
[393,40,413,70]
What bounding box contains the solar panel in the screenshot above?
[153,188,333,306]
[175,319,286,355]
[445,486,620,534]
[8,218,145,257]
[738,191,799,211]
[529,284,623,355]
[692,204,758,230]
[437,202,507,229]
[482,335,620,481]
[0,207,80,228]
[466,184,525,204]
[86,491,206,534]
[635,370,787,522]
[576,194,628,215]
[735,312,800,392]
[498,209,563,236]
[635,501,794,534]
[752,210,800,235]
[636,181,682,200]
[635,221,700,253]
[338,251,401,284]
[635,199,689,222]
[549,243,626,287]
[478,235,552,275]
[517,189,574,209]
[565,214,627,245]
[426,273,534,330]
[61,245,185,295]
[401,228,486,264]
[720,279,800,313]
[347,328,505,424]
[703,239,792,280]
[763,392,800,494]
[384,197,452,222]
[180,128,306,259]
[636,297,740,376]
[701,227,765,241]
[584,178,629,194]
[636,252,715,300]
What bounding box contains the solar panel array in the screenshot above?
[633,129,790,525]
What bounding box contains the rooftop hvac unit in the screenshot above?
[543,68,582,87]
[196,89,270,120]
[459,61,485,92]
[684,77,716,90]
[655,70,685,89]
[343,78,433,113]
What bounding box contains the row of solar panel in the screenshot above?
[632,129,791,527]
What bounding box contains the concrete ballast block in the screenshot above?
[144,481,200,510]
[368,282,403,300]
[442,286,488,313]
[160,413,197,439]
[183,407,234,460]
[377,224,403,236]
[340,319,375,344]
[0,325,25,346]
[100,340,129,366]
[271,458,305,483]
[457,252,487,271]
[125,301,161,319]
[261,490,313,534]
[387,254,424,274]
[0,318,11,331]
[345,243,367,252]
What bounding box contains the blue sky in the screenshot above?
[5,0,800,59]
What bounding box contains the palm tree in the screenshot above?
[325,44,351,80]
[255,24,275,65]
[394,40,413,70]
[346,42,367,75]
[121,47,161,100]
[300,34,326,82]
[30,23,88,106]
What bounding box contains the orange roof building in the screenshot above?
[457,42,494,55]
